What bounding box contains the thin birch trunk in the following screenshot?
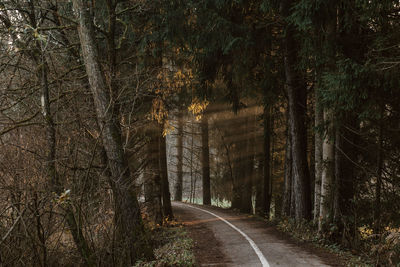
[319,108,335,231]
[314,92,323,221]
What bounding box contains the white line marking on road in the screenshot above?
[181,203,270,267]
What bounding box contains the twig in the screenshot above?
[0,207,26,245]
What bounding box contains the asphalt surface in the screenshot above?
[173,202,332,267]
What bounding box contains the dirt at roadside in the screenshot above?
[173,204,229,267]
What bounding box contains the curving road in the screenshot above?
[173,202,338,267]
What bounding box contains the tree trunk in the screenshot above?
[189,119,195,203]
[231,117,246,210]
[319,108,335,231]
[282,121,292,217]
[314,91,323,221]
[241,115,254,214]
[201,115,211,205]
[231,153,242,209]
[309,117,315,218]
[333,114,358,245]
[72,0,153,262]
[174,110,184,201]
[281,0,312,221]
[374,102,384,233]
[333,127,342,222]
[144,123,163,225]
[255,156,264,215]
[271,112,282,218]
[263,105,272,218]
[159,127,173,219]
[319,3,338,231]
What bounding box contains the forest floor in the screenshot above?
[173,202,347,267]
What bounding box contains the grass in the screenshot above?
[180,197,231,208]
[134,222,196,267]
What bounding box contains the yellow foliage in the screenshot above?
[359,226,374,239]
[385,226,400,233]
[56,189,71,204]
[150,98,168,123]
[150,67,195,125]
[188,97,209,121]
[162,120,174,137]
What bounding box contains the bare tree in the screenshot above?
[72,0,153,262]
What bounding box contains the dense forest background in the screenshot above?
[0,0,399,266]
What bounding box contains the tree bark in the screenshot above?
[144,123,163,225]
[374,102,384,233]
[72,0,153,262]
[201,115,211,205]
[334,126,343,222]
[231,148,243,209]
[333,114,358,244]
[281,0,312,221]
[255,156,265,215]
[314,91,323,221]
[231,116,247,210]
[174,110,184,201]
[159,127,173,219]
[318,7,337,230]
[282,121,292,217]
[319,108,335,230]
[189,119,195,203]
[263,105,272,218]
[241,115,254,214]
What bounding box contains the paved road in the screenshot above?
[173,202,334,267]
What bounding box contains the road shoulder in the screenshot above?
[173,203,229,266]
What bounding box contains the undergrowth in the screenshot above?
[277,218,400,266]
[134,221,196,267]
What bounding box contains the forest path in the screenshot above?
[173,202,342,267]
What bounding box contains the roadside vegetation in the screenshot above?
[276,218,378,266]
[135,220,195,267]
